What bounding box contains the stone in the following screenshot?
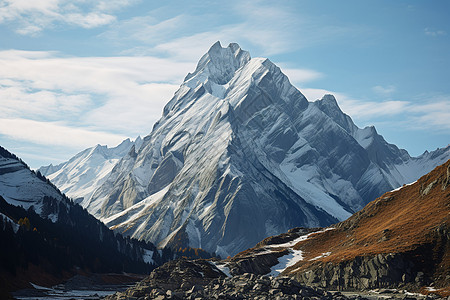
[269,288,281,295]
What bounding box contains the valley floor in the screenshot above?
[10,273,143,300]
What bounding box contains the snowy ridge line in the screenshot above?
[0,212,20,233]
[266,227,335,249]
[389,180,417,193]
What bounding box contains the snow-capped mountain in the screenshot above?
[0,145,178,292]
[39,137,142,216]
[0,147,68,221]
[40,42,450,257]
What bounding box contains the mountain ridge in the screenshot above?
[39,41,450,257]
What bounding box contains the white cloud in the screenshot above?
[0,50,191,148]
[0,84,92,120]
[0,118,126,148]
[301,88,450,131]
[0,0,134,35]
[65,12,116,28]
[424,28,447,37]
[372,85,396,95]
[280,67,323,85]
[15,24,43,35]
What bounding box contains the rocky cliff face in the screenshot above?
[295,248,447,291]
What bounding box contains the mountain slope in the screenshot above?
[0,147,67,221]
[41,42,450,257]
[226,159,449,293]
[0,145,175,294]
[38,137,142,217]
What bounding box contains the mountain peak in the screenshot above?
[321,94,338,104]
[184,41,251,85]
[315,94,341,112]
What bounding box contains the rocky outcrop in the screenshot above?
[104,259,223,299]
[294,252,428,291]
[104,259,349,300]
[227,250,285,276]
[227,228,321,276]
[104,258,449,299]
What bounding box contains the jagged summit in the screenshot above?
[184,41,251,85]
[164,41,308,123]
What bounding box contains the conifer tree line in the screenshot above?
[0,144,216,293]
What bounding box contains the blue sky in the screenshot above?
[0,0,449,169]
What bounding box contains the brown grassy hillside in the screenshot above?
[285,159,449,293]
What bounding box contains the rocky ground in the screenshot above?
[104,259,447,300]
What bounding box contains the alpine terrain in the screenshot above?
[221,159,450,295]
[39,137,142,213]
[106,159,450,300]
[40,42,450,257]
[0,145,174,295]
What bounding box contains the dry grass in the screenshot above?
[284,160,450,288]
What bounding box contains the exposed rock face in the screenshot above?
[227,228,321,276]
[295,250,442,291]
[94,42,449,257]
[103,157,450,298]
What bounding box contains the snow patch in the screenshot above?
[266,228,334,276]
[269,249,304,276]
[267,228,334,248]
[101,185,170,225]
[279,163,352,221]
[210,261,232,277]
[310,251,332,261]
[142,249,154,264]
[389,180,417,192]
[1,212,19,233]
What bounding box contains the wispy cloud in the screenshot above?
[100,1,369,62]
[0,0,136,35]
[372,85,396,95]
[424,28,447,37]
[0,50,191,149]
[101,14,188,47]
[302,88,450,132]
[279,67,323,84]
[0,118,126,148]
